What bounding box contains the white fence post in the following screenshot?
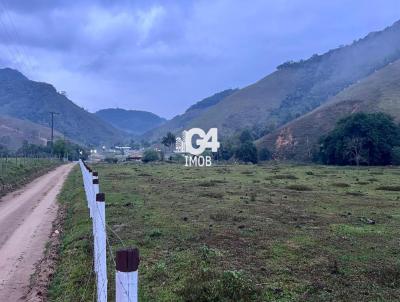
[92,177,99,273]
[116,248,140,302]
[96,192,107,302]
[79,160,108,302]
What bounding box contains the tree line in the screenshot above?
[156,130,271,164]
[0,139,89,161]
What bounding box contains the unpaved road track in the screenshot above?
[0,163,75,301]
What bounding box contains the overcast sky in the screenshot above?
[0,0,399,118]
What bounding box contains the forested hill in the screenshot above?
[161,20,400,138]
[0,68,125,146]
[257,58,400,160]
[95,108,166,135]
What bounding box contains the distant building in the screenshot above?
[126,151,143,161]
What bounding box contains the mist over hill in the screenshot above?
[257,58,400,161]
[95,108,166,135]
[0,68,126,146]
[183,20,400,137]
[141,20,400,145]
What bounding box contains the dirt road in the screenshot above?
[0,163,75,301]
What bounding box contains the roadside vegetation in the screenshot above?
[0,157,60,197]
[50,162,400,301]
[0,137,88,197]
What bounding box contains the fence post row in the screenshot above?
[78,159,140,302]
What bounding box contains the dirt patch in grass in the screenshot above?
[376,186,400,191]
[200,191,225,199]
[332,182,351,188]
[198,180,216,187]
[269,174,298,180]
[285,184,313,191]
[346,191,364,196]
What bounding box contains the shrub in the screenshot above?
[104,157,118,164]
[218,270,259,301]
[258,147,271,161]
[217,141,235,160]
[168,153,185,163]
[235,142,258,164]
[142,150,159,163]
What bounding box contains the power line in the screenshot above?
[0,0,33,72]
[0,9,22,71]
[0,1,31,74]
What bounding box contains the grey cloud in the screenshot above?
[0,0,399,118]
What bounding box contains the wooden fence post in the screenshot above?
[116,248,140,302]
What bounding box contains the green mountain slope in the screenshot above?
[144,89,238,141]
[0,115,62,150]
[257,59,400,160]
[95,108,166,135]
[180,20,400,137]
[0,68,125,146]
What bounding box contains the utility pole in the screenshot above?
[49,111,59,155]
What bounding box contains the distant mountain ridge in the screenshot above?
[95,108,166,135]
[185,89,239,112]
[0,68,126,146]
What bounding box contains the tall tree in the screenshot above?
[319,113,400,165]
[161,132,176,152]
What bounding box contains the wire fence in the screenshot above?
[0,155,60,194]
[79,159,140,302]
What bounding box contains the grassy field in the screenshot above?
[50,163,400,301]
[0,157,60,197]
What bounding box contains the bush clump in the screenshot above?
[142,150,159,163]
[104,157,118,164]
